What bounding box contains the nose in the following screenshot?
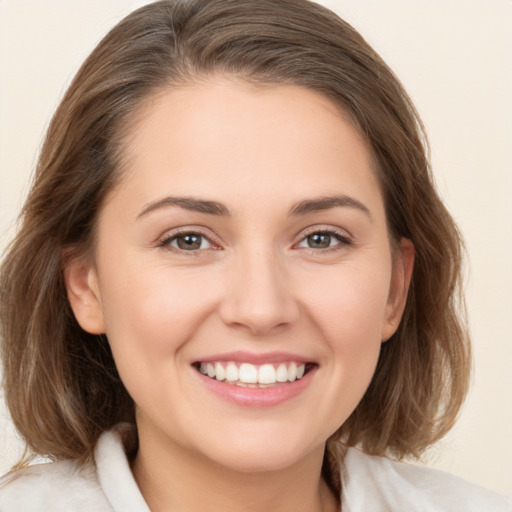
[218,247,300,336]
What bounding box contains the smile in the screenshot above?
[194,361,314,387]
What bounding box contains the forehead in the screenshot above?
[113,79,383,219]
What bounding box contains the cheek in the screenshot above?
[299,263,391,422]
[298,261,392,347]
[98,265,223,415]
[99,264,220,364]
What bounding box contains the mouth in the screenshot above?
[192,360,317,388]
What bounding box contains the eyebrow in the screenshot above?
[136,194,371,220]
[288,195,372,219]
[137,196,231,219]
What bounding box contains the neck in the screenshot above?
[132,423,339,512]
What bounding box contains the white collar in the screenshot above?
[95,425,150,512]
[94,425,511,512]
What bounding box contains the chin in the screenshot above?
[194,430,325,474]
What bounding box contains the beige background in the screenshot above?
[1,0,511,495]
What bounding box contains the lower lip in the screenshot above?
[194,368,316,407]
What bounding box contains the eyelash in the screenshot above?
[158,227,352,255]
[159,229,219,255]
[296,228,352,253]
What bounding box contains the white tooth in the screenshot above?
[225,362,239,382]
[276,364,288,382]
[215,362,226,381]
[297,364,305,379]
[258,364,277,384]
[288,362,297,381]
[239,363,258,383]
[199,363,208,375]
[207,363,216,378]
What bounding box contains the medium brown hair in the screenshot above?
[1,0,470,479]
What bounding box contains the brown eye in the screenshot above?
[163,232,213,251]
[177,234,203,250]
[306,233,332,249]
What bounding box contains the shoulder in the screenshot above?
[0,459,112,512]
[0,425,148,512]
[341,447,512,512]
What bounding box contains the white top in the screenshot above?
[1,426,511,511]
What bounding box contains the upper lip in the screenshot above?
[193,351,315,365]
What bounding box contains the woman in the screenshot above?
[0,0,510,510]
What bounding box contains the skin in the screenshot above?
[66,78,413,512]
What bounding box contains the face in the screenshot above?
[66,79,412,473]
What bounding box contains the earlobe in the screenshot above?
[63,254,106,335]
[381,238,414,342]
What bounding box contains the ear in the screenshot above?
[63,254,106,335]
[381,237,414,342]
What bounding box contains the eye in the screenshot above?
[161,231,214,252]
[296,230,350,250]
